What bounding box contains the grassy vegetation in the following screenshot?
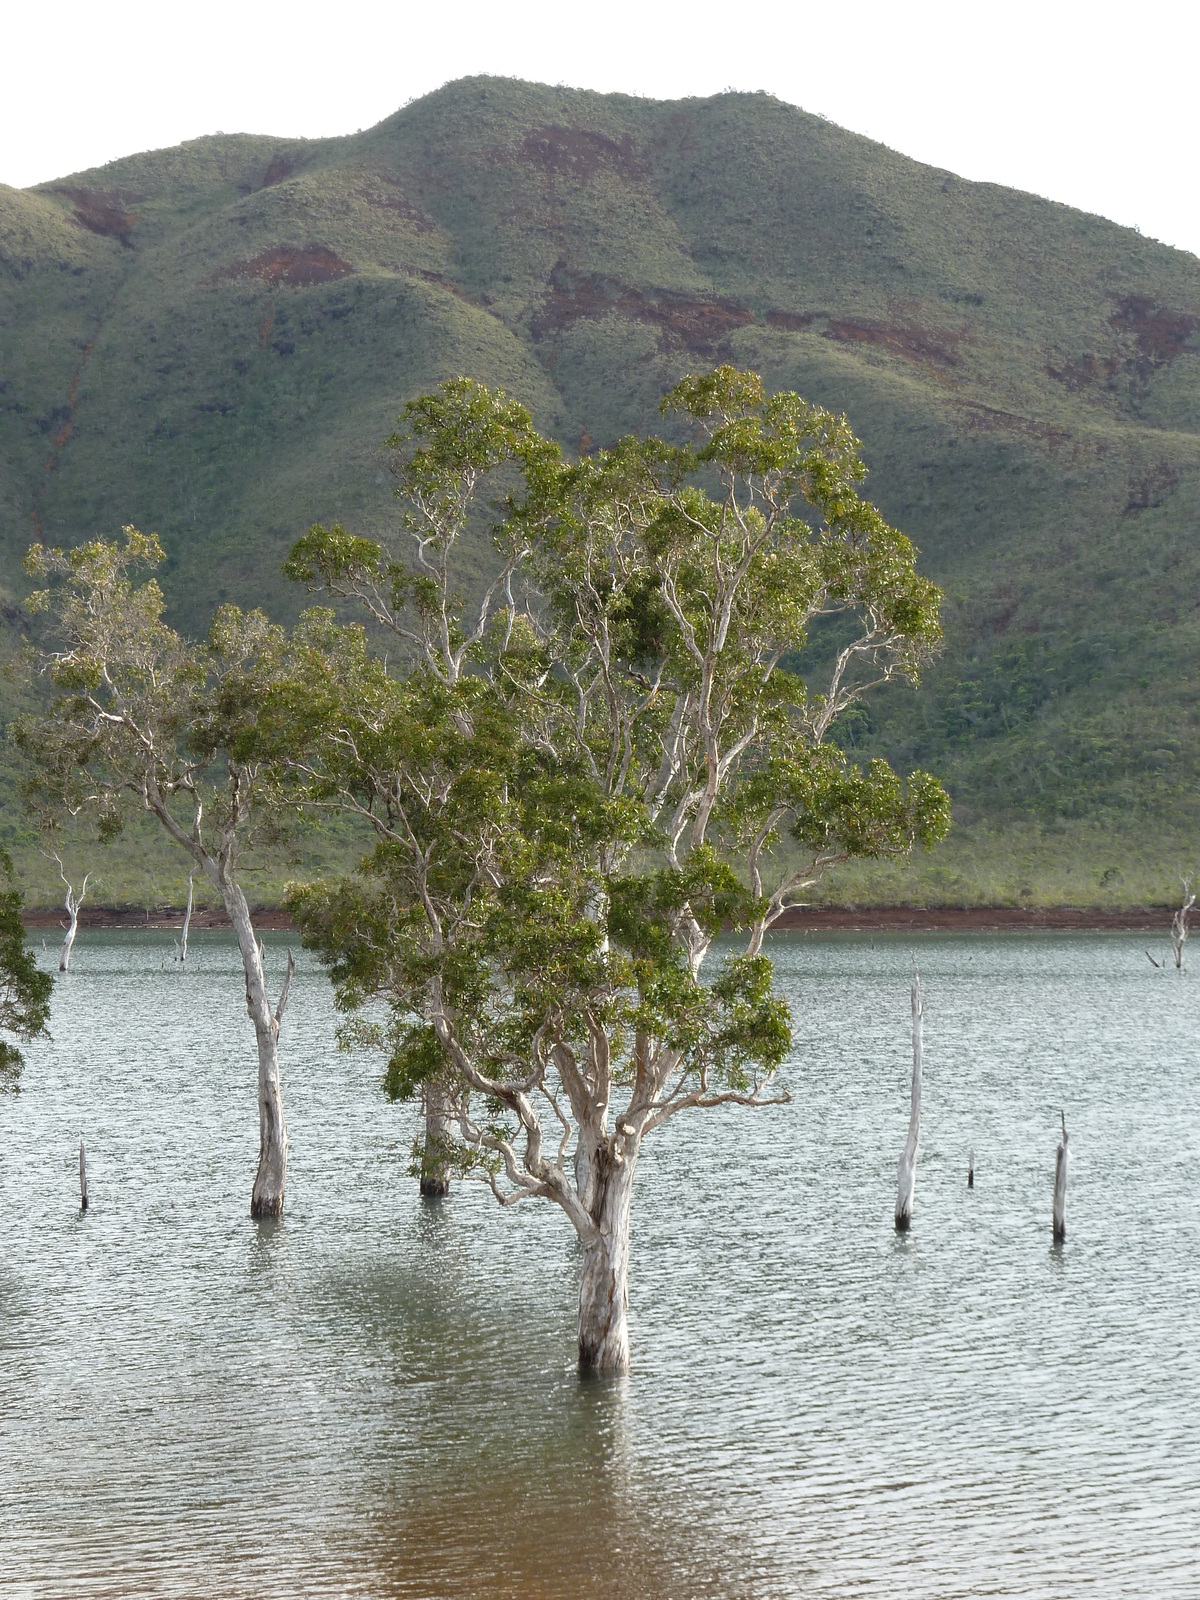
[3,76,1200,908]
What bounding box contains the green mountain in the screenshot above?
[4,76,1200,910]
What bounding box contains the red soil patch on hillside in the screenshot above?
[215,246,353,288]
[825,317,964,372]
[519,126,640,183]
[534,267,751,353]
[960,400,1071,449]
[362,177,437,232]
[765,310,815,331]
[1110,295,1198,375]
[411,268,492,308]
[1045,352,1118,391]
[1046,299,1197,397]
[58,188,136,245]
[261,152,300,188]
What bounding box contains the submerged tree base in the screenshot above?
[419,1176,450,1198]
[578,1339,631,1378]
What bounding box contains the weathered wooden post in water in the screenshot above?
[895,970,923,1231]
[79,1140,88,1211]
[968,1148,974,1189]
[1052,1111,1068,1241]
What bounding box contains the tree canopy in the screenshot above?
[0,849,52,1086]
[276,365,951,1371]
[15,528,300,1213]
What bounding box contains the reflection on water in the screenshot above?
[2,931,1199,1596]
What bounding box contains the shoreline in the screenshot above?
[22,906,299,931]
[22,904,1177,933]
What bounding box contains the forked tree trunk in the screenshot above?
[578,1147,638,1375]
[58,869,89,973]
[420,1078,452,1197]
[895,971,923,1231]
[220,877,291,1218]
[1052,1110,1069,1241]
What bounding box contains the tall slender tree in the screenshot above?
[280,367,951,1371]
[16,530,296,1214]
[283,378,559,1195]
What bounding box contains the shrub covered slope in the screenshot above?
[3,77,1200,907]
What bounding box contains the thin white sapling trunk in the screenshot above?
[1052,1110,1069,1241]
[53,854,90,973]
[212,870,293,1217]
[895,970,923,1231]
[177,873,194,964]
[145,800,294,1217]
[1171,881,1194,970]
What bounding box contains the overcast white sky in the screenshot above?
[5,0,1198,258]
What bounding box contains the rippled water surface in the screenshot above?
[2,930,1199,1597]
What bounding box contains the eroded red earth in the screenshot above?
[58,187,137,245]
[215,247,353,287]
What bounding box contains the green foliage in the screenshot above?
[282,368,948,1199]
[0,846,52,1086]
[14,528,303,897]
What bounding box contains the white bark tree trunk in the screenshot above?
[220,877,291,1219]
[895,970,923,1232]
[56,864,89,973]
[1053,1110,1068,1242]
[1172,888,1194,969]
[577,1146,638,1375]
[178,873,194,965]
[59,904,79,973]
[420,1078,452,1197]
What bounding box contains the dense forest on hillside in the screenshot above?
[3,76,1199,909]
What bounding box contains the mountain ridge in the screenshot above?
[4,76,1200,909]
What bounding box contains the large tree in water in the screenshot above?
[16,532,296,1215]
[281,367,950,1373]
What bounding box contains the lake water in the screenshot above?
[2,930,1198,1597]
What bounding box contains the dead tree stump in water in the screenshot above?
[79,1140,88,1211]
[1172,881,1195,970]
[968,1149,974,1189]
[894,970,923,1232]
[1052,1110,1068,1241]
